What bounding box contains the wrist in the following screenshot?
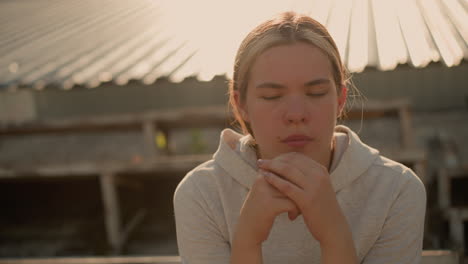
[232,225,263,248]
[320,232,357,264]
[231,231,263,264]
[320,234,354,252]
[234,214,268,246]
[319,222,354,249]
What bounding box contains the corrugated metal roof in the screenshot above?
[0,0,467,90]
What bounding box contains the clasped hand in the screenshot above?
[236,152,347,246]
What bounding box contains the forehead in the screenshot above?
[249,42,333,85]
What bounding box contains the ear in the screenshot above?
[337,85,347,118]
[233,90,249,122]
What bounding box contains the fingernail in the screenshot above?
[257,159,264,166]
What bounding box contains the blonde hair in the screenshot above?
[229,11,352,135]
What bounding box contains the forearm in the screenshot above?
[320,231,358,264]
[230,235,263,264]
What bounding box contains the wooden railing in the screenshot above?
[0,99,429,254]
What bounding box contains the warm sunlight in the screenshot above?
[156,0,467,80]
[159,0,320,81]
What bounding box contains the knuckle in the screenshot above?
[286,201,296,212]
[280,154,292,162]
[260,174,269,182]
[275,162,290,174]
[280,182,293,194]
[283,152,297,162]
[279,199,295,213]
[314,175,325,186]
[318,164,328,174]
[291,152,301,158]
[316,173,330,187]
[253,177,262,186]
[253,177,266,189]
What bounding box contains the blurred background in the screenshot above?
[0,0,467,263]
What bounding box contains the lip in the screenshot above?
[281,134,313,147]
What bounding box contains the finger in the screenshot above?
[269,187,301,221]
[278,197,300,221]
[288,209,301,221]
[258,159,307,189]
[277,152,328,176]
[272,195,300,216]
[253,173,289,199]
[261,169,305,207]
[254,173,301,220]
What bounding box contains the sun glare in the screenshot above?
[159,0,328,80]
[155,0,465,80]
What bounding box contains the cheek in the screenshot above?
[313,100,339,128]
[248,104,277,131]
[244,100,280,137]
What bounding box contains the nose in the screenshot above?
[283,96,308,125]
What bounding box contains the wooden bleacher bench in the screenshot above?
[422,250,460,264]
[437,165,468,258]
[0,250,459,264]
[0,256,181,264]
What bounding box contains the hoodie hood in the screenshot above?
[213,125,380,193]
[213,129,258,189]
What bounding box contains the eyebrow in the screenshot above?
[256,78,331,89]
[305,78,331,87]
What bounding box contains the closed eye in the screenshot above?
[306,92,327,97]
[261,95,281,100]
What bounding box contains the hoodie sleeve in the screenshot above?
[173,174,231,264]
[362,169,427,264]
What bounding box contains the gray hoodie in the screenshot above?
[174,125,426,264]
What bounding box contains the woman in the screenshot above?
[174,11,426,264]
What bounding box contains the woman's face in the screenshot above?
[236,42,346,168]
